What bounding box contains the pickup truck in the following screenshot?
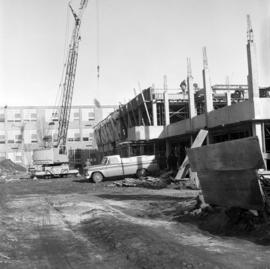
[84,155,159,183]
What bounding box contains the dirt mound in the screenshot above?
[0,159,26,175]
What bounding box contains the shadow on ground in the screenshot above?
[97,193,193,202]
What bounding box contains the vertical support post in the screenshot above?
[202,47,213,114]
[187,58,196,119]
[152,101,158,126]
[79,107,83,143]
[252,122,263,151]
[4,106,8,158]
[165,139,170,161]
[226,76,232,106]
[138,107,142,126]
[126,105,131,128]
[163,75,170,126]
[246,15,259,100]
[141,93,151,126]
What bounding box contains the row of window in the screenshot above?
[0,138,93,144]
[0,111,96,123]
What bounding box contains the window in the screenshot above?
[73,112,80,122]
[8,139,14,144]
[15,134,22,143]
[108,157,119,165]
[0,135,5,144]
[0,114,5,122]
[31,133,38,143]
[15,113,21,122]
[31,113,37,121]
[52,112,58,122]
[83,137,89,141]
[74,133,80,141]
[88,112,95,120]
[7,110,21,122]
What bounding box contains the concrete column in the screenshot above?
[187,58,196,119]
[152,100,158,126]
[226,76,232,106]
[164,92,170,126]
[202,47,213,114]
[226,92,231,106]
[163,75,170,126]
[246,15,259,99]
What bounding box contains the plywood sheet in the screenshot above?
[187,136,265,210]
[198,170,264,210]
[187,136,265,172]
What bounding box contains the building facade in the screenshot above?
[0,105,116,166]
[94,18,270,169]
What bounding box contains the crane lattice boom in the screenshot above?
[57,0,88,151]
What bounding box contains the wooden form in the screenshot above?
[187,136,265,210]
[175,129,208,180]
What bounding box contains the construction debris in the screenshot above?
[112,176,171,189]
[110,170,200,190]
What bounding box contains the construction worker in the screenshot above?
[167,150,178,172]
[180,80,187,97]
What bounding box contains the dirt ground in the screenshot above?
[0,177,270,268]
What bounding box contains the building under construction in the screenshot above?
[94,16,270,169]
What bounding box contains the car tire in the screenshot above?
[136,168,147,178]
[92,172,104,183]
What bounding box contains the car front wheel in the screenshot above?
[92,172,104,183]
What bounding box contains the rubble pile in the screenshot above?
[110,170,199,190]
[113,176,171,189]
[0,159,27,181]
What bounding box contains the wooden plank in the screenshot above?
[141,91,152,125]
[175,129,208,180]
[197,170,264,210]
[187,136,265,172]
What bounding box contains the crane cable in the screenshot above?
[96,0,100,87]
[54,3,71,118]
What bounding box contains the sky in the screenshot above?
[0,0,269,107]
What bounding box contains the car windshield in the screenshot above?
[101,157,108,165]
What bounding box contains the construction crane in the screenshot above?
[30,0,88,178]
[57,0,88,152]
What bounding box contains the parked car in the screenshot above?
[84,155,159,182]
